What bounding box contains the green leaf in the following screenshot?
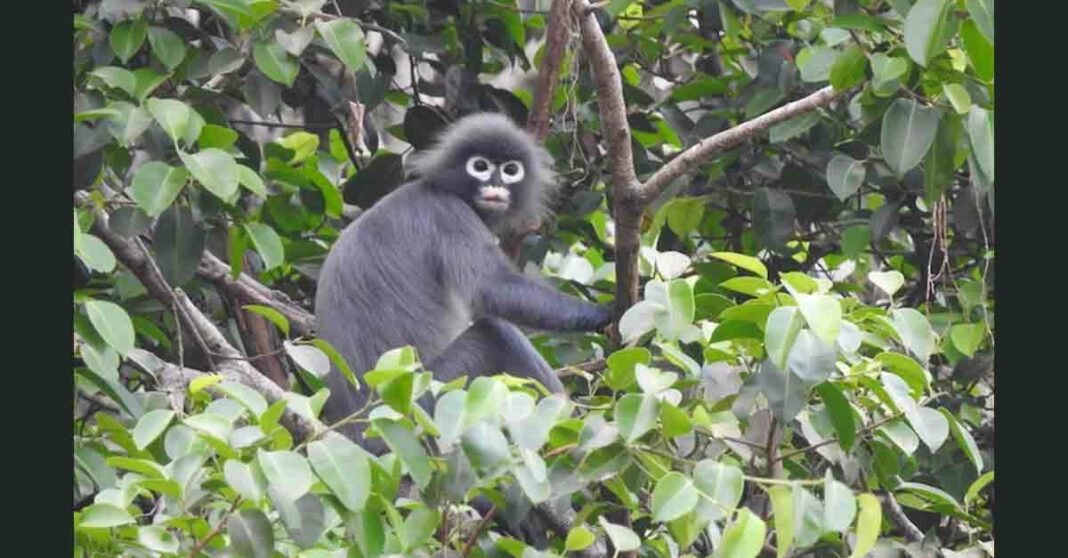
[660,402,693,438]
[965,471,994,505]
[890,308,938,363]
[309,338,358,390]
[146,98,193,144]
[968,106,994,180]
[769,112,820,143]
[132,409,174,450]
[76,234,117,273]
[180,148,240,202]
[709,252,768,279]
[693,460,744,522]
[825,153,866,201]
[942,83,972,114]
[903,0,954,66]
[90,66,137,96]
[315,19,367,72]
[798,46,838,83]
[79,503,135,529]
[242,305,290,337]
[133,68,170,102]
[794,293,841,346]
[949,323,985,357]
[147,26,186,70]
[257,449,314,502]
[715,508,766,558]
[565,525,596,552]
[897,481,963,512]
[719,276,777,297]
[154,204,205,287]
[216,381,269,417]
[849,494,882,558]
[130,162,188,217]
[822,474,857,532]
[768,485,794,558]
[870,53,910,96]
[875,352,929,397]
[237,165,267,197]
[829,46,867,91]
[924,113,964,204]
[308,435,371,512]
[104,102,153,145]
[224,460,266,503]
[76,367,142,419]
[765,306,804,371]
[965,0,994,41]
[253,41,299,86]
[228,509,274,558]
[940,409,984,475]
[960,20,993,81]
[284,341,331,378]
[881,98,941,177]
[652,472,700,522]
[868,270,905,297]
[199,124,239,149]
[137,525,180,554]
[599,516,640,552]
[372,418,433,488]
[109,18,147,63]
[84,299,135,356]
[605,347,650,391]
[666,197,706,237]
[615,393,659,443]
[278,132,320,163]
[815,382,856,451]
[656,279,695,340]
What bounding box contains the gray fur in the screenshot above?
[315,113,612,450]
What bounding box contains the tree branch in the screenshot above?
[75,193,324,440]
[527,0,574,142]
[640,85,844,205]
[196,251,316,337]
[882,491,926,542]
[572,0,643,311]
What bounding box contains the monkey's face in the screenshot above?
[463,155,526,214]
[410,112,553,231]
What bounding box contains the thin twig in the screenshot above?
[188,498,241,558]
[460,505,496,558]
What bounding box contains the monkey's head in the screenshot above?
[409,112,556,232]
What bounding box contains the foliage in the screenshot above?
[73,1,994,557]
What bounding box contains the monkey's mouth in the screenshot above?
[475,186,511,212]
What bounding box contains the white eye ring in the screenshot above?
[466,156,495,181]
[500,160,525,184]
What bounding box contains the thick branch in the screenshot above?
[75,193,323,439]
[196,252,316,337]
[572,0,644,311]
[572,0,639,196]
[527,0,573,142]
[640,85,843,204]
[76,192,214,363]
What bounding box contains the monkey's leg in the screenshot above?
[424,317,558,547]
[424,316,563,394]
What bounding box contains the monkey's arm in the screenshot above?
[477,271,613,332]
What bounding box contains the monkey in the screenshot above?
[314,112,613,449]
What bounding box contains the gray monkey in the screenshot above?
[315,113,613,449]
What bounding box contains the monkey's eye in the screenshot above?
[466,156,495,181]
[500,160,525,184]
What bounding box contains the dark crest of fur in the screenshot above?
[407,112,557,232]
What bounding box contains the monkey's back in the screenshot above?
[315,181,482,417]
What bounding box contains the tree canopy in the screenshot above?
[73,1,994,557]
